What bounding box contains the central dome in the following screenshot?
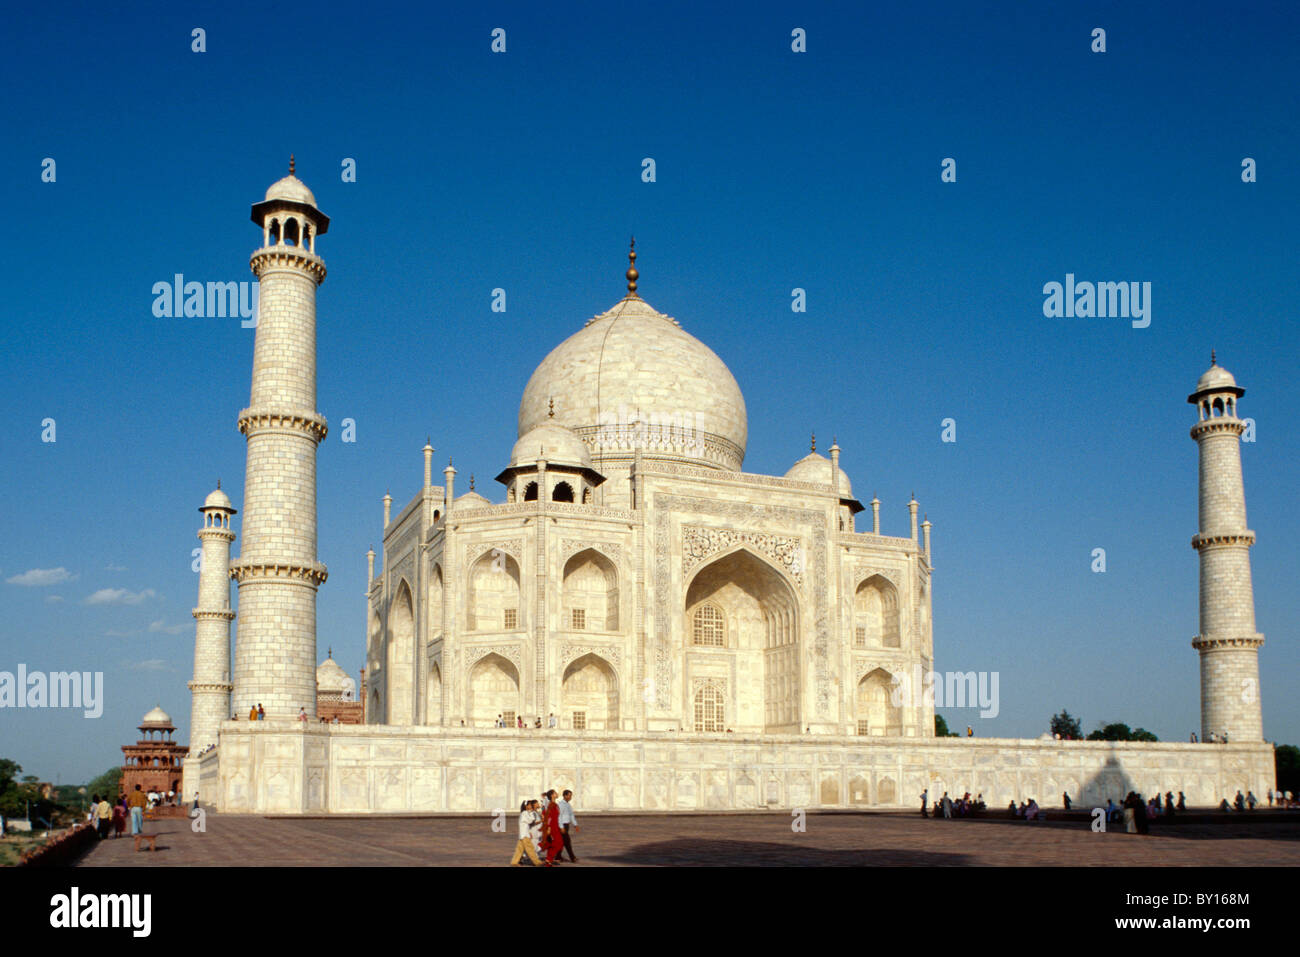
[519,295,747,470]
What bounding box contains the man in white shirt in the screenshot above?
[509,800,543,866]
[547,713,557,729]
[556,789,580,862]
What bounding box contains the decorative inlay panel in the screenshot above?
[464,539,524,568]
[561,539,624,566]
[682,525,804,587]
[560,642,623,671]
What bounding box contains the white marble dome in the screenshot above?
[141,705,172,727]
[264,174,317,208]
[316,656,350,696]
[203,487,233,510]
[784,452,853,497]
[1195,363,1237,393]
[511,421,592,470]
[518,295,747,470]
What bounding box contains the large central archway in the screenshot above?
[684,548,800,733]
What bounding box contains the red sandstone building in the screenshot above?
[120,706,188,801]
[316,651,364,724]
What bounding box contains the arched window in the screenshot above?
[692,603,725,647]
[269,219,280,244]
[284,217,300,246]
[523,481,538,502]
[1212,397,1224,416]
[552,481,574,503]
[694,682,725,732]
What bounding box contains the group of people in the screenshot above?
[244,704,266,721]
[1218,789,1264,811]
[510,789,579,866]
[496,713,559,729]
[87,785,152,839]
[1192,731,1233,743]
[919,790,986,818]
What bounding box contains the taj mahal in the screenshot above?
[185,164,1274,814]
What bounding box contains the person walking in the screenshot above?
[1062,791,1072,811]
[249,705,257,721]
[95,794,112,839]
[548,712,557,729]
[557,789,580,862]
[112,800,126,838]
[941,791,953,819]
[256,704,265,720]
[540,789,564,865]
[919,788,928,817]
[509,800,543,866]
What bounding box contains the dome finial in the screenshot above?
[327,646,332,658]
[626,236,639,298]
[548,397,555,419]
[470,474,476,491]
[216,477,221,490]
[1211,349,1217,366]
[810,432,816,453]
[289,153,295,176]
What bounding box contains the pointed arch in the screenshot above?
[854,574,900,649]
[562,548,618,632]
[386,579,415,725]
[468,652,520,727]
[552,480,574,502]
[856,667,902,736]
[684,547,800,733]
[466,550,521,632]
[561,653,618,729]
[425,661,442,726]
[428,565,444,640]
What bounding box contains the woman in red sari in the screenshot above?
[541,790,564,865]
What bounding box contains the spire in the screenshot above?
[289,154,295,176]
[810,432,816,454]
[548,397,555,419]
[470,474,476,491]
[1211,349,1217,366]
[327,647,332,659]
[216,478,221,489]
[625,237,639,298]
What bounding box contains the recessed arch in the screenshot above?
[684,547,800,733]
[856,667,902,736]
[562,548,618,631]
[523,481,538,502]
[468,652,520,727]
[466,550,521,632]
[426,661,442,726]
[561,653,618,729]
[855,574,900,649]
[386,579,415,725]
[552,480,574,503]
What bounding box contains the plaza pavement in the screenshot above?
[73,808,1300,867]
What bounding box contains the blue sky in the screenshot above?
[1,1,1296,782]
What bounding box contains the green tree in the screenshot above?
[1050,710,1082,739]
[0,758,20,792]
[85,766,122,801]
[1276,744,1300,795]
[1086,722,1159,742]
[934,715,959,737]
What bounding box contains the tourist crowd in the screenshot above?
[511,788,580,866]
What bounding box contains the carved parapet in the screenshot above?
[237,407,328,443]
[229,559,328,587]
[187,680,234,693]
[1192,633,1264,650]
[192,608,236,621]
[1191,531,1255,550]
[250,245,326,283]
[1190,419,1245,440]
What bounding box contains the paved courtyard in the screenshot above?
[74,809,1300,867]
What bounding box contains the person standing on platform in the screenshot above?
[557,789,580,862]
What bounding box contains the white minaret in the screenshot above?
[184,483,236,801]
[230,158,329,719]
[1189,352,1264,743]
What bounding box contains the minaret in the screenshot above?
[1188,353,1264,742]
[230,159,329,719]
[184,484,236,801]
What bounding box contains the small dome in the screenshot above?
[784,452,853,497]
[264,174,317,208]
[203,487,233,510]
[510,421,592,470]
[141,705,172,727]
[316,656,350,695]
[1195,363,1237,393]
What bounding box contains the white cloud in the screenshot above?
[105,564,127,572]
[7,567,76,586]
[45,595,65,604]
[148,619,188,635]
[126,659,171,672]
[84,588,158,606]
